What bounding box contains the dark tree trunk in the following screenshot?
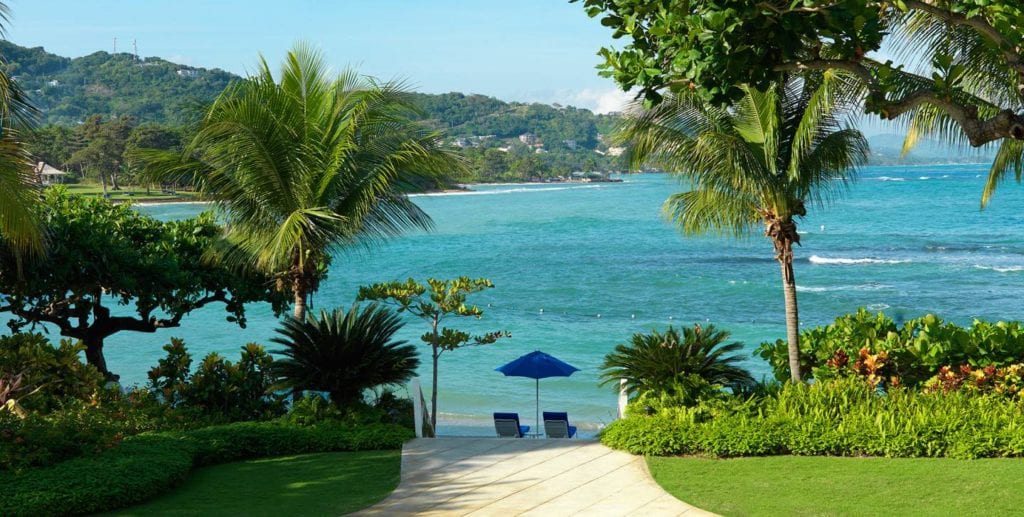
[83,336,118,381]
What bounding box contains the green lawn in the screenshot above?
[59,184,198,202]
[108,450,400,516]
[648,455,1024,516]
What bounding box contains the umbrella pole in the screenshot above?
[535,378,540,438]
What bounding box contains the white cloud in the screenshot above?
[509,87,638,114]
[566,87,636,114]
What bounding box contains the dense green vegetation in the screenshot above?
[758,309,1024,388]
[0,421,411,516]
[0,41,234,126]
[0,190,286,378]
[648,455,1024,516]
[602,376,1024,459]
[109,451,401,517]
[580,0,1024,202]
[3,41,625,183]
[601,312,1024,460]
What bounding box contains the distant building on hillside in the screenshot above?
[34,162,69,186]
[176,69,199,78]
[518,133,539,146]
[606,146,625,157]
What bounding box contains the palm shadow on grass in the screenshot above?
[108,450,400,517]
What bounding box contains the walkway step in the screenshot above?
[354,437,713,516]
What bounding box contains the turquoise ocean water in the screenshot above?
[94,164,1024,435]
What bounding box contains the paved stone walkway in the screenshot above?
[354,437,715,516]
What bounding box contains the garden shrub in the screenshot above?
[148,339,286,422]
[285,390,416,429]
[758,309,1024,387]
[0,334,104,412]
[0,433,195,517]
[602,378,1024,459]
[599,324,756,401]
[0,420,412,515]
[186,420,413,465]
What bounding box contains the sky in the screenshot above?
[3,0,635,114]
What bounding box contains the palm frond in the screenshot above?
[134,44,465,286]
[982,139,1024,208]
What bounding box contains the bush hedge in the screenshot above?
[757,309,1024,386]
[601,379,1024,459]
[0,421,412,516]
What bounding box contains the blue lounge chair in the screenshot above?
[493,412,530,438]
[543,411,577,438]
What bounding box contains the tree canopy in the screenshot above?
[580,0,1024,180]
[0,189,287,378]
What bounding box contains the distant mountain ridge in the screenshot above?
[0,41,617,154]
[0,41,235,125]
[0,41,996,167]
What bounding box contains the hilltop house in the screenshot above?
[34,162,69,186]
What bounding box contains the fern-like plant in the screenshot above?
[600,324,756,400]
[271,304,420,407]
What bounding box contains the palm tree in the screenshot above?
[600,324,756,398]
[618,77,868,382]
[139,44,463,320]
[0,2,42,258]
[271,304,420,407]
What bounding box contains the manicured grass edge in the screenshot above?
[0,421,413,516]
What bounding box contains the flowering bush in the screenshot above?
[758,309,1024,387]
[924,363,1024,397]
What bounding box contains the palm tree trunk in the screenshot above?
[293,289,306,321]
[779,251,802,383]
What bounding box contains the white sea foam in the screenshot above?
[877,176,906,182]
[919,176,931,180]
[796,286,829,292]
[809,255,909,265]
[866,303,891,311]
[796,283,893,293]
[974,264,1024,273]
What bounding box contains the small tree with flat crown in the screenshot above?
[358,277,510,434]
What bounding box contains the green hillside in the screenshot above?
[1,41,235,125]
[1,41,627,181]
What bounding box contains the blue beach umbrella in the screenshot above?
[495,351,579,434]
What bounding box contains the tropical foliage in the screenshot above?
[0,189,285,378]
[579,0,1024,203]
[138,44,463,320]
[758,308,1024,388]
[617,79,868,382]
[271,305,420,407]
[602,378,1024,459]
[0,333,103,413]
[358,277,510,432]
[0,3,41,258]
[600,324,755,400]
[146,339,284,421]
